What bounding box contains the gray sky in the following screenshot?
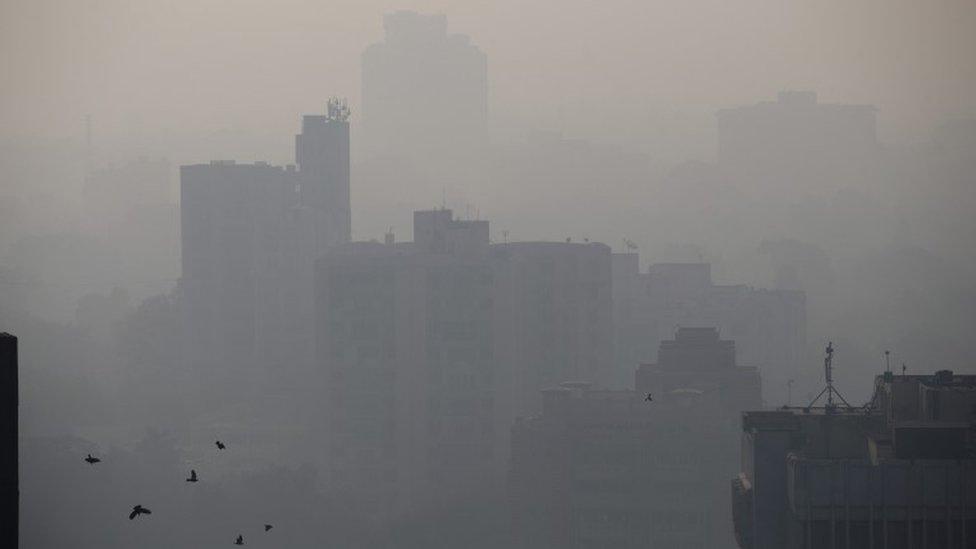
[2,0,975,159]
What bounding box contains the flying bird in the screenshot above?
[215,440,226,450]
[645,393,653,402]
[129,505,151,520]
[84,454,101,465]
[186,469,198,482]
[235,534,244,545]
[264,524,273,532]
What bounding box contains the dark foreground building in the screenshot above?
[0,333,17,547]
[733,370,976,549]
[511,328,760,549]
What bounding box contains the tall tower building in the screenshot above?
[297,97,352,254]
[361,11,487,161]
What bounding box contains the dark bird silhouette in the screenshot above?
[264,524,273,532]
[186,469,198,482]
[129,505,151,520]
[235,534,244,545]
[84,453,101,465]
[215,440,226,450]
[645,393,653,402]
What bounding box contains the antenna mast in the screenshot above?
[807,341,853,412]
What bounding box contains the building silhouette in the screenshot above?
[733,370,976,549]
[180,102,349,398]
[716,91,877,178]
[510,328,760,549]
[315,209,513,523]
[297,98,352,254]
[361,11,487,161]
[493,241,614,416]
[315,210,614,526]
[0,333,17,548]
[612,258,805,402]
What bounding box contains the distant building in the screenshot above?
[716,91,877,175]
[612,259,805,402]
[315,210,615,525]
[179,101,351,398]
[296,98,352,254]
[361,11,487,160]
[493,241,614,415]
[316,209,513,523]
[0,333,17,548]
[733,369,976,549]
[511,328,760,549]
[180,161,301,394]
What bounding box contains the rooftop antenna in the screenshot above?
[884,349,891,373]
[326,97,350,122]
[787,379,794,406]
[807,341,853,412]
[502,230,509,243]
[441,188,446,210]
[623,238,638,252]
[902,363,907,377]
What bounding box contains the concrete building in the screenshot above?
[494,241,614,415]
[361,11,487,160]
[179,101,351,399]
[316,210,514,523]
[297,97,352,255]
[612,258,805,403]
[716,91,877,175]
[511,328,761,549]
[0,333,17,548]
[180,161,301,395]
[315,210,615,527]
[733,369,976,549]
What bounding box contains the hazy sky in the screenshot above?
[2,0,975,160]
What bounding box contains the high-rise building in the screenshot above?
[510,328,760,549]
[361,11,487,160]
[180,161,300,394]
[493,241,614,415]
[315,210,616,527]
[296,98,352,254]
[179,101,351,398]
[316,209,514,523]
[0,333,17,548]
[733,369,976,549]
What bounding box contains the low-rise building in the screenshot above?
[511,328,760,549]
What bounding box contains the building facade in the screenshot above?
[180,102,350,399]
[734,370,976,549]
[613,258,805,403]
[316,210,515,525]
[511,328,761,549]
[315,210,616,527]
[495,241,614,415]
